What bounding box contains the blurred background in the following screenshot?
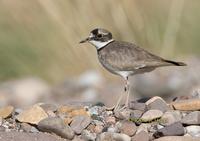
[0,0,200,107]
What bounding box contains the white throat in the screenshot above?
[89,39,114,49]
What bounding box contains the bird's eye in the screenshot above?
[97,34,102,38]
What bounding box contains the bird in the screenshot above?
[79,28,186,111]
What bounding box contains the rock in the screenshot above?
[116,120,137,136]
[129,101,147,111]
[97,132,131,141]
[81,130,96,141]
[57,105,89,118]
[107,125,118,133]
[0,131,66,141]
[131,131,149,141]
[0,106,14,118]
[70,115,91,134]
[161,111,182,126]
[40,103,57,112]
[186,126,200,137]
[154,136,200,141]
[130,110,143,120]
[114,108,131,120]
[16,105,48,125]
[136,123,151,134]
[146,96,170,112]
[70,109,89,117]
[141,110,163,122]
[63,117,73,125]
[88,106,105,116]
[38,117,74,140]
[46,110,56,117]
[21,123,39,133]
[171,99,200,111]
[105,116,116,125]
[94,125,104,134]
[181,111,200,125]
[153,122,184,138]
[72,136,85,141]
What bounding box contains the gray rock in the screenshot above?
[40,103,58,112]
[146,96,170,112]
[171,99,200,111]
[130,110,143,120]
[116,120,137,136]
[105,116,116,125]
[141,110,163,122]
[131,131,149,141]
[97,132,131,141]
[0,131,66,141]
[186,126,200,137]
[21,123,39,133]
[114,109,131,120]
[154,136,200,141]
[136,124,151,134]
[38,117,74,140]
[181,111,200,125]
[161,111,182,126]
[70,115,91,134]
[81,130,96,141]
[153,122,184,138]
[129,101,147,111]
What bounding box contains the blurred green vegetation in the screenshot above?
[0,0,199,82]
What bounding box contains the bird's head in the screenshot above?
[80,28,114,49]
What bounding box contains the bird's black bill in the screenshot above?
[79,37,90,43]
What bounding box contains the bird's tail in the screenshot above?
[164,59,187,66]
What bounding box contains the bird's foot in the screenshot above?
[105,106,115,111]
[114,104,128,112]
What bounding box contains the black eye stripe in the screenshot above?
[97,34,102,37]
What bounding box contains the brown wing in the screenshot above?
[98,41,170,71]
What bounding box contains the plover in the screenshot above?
[80,28,186,110]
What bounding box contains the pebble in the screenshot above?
[130,110,143,120]
[129,101,147,111]
[153,122,184,138]
[154,136,200,141]
[81,129,96,141]
[21,123,39,133]
[0,106,14,119]
[40,103,57,112]
[94,125,103,134]
[38,117,74,140]
[161,111,182,126]
[141,110,163,122]
[70,115,91,134]
[186,126,200,137]
[57,105,89,117]
[171,99,200,111]
[131,131,149,141]
[136,123,151,134]
[114,108,131,120]
[146,96,170,112]
[16,105,48,125]
[181,111,200,125]
[116,120,137,136]
[105,116,116,125]
[97,132,131,141]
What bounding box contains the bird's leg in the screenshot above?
[114,76,129,112]
[125,76,130,108]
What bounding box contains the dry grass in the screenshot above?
[0,0,199,82]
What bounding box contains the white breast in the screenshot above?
[89,39,114,50]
